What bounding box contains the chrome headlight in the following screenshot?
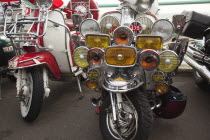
[158,50,179,72]
[100,15,120,37]
[139,50,159,71]
[151,19,175,42]
[113,26,134,46]
[88,48,104,67]
[73,46,89,68]
[80,19,100,38]
[135,16,155,34]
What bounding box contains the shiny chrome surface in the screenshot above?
[102,66,144,93]
[184,54,210,83]
[135,16,154,34]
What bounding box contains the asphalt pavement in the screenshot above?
[0,71,210,140]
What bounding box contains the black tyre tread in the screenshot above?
[23,69,44,122]
[99,90,153,140]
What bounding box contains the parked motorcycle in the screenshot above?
[173,11,210,90]
[3,0,84,122]
[73,0,187,139]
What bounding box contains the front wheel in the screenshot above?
[99,91,153,140]
[20,69,44,122]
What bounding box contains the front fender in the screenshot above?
[8,51,61,79]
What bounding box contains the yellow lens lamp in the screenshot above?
[86,34,110,48]
[87,68,100,81]
[136,36,163,50]
[105,47,136,66]
[158,50,179,72]
[152,71,165,83]
[86,80,98,90]
[73,47,89,68]
[156,83,169,94]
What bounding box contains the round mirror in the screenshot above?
[36,0,53,9]
[136,0,154,13]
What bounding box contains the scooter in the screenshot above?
[64,0,99,31]
[73,0,187,139]
[3,0,83,122]
[63,0,99,49]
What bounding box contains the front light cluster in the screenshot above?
[73,35,179,73]
[80,17,175,44]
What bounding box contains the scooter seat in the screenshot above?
[66,19,75,31]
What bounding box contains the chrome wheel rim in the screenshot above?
[106,101,138,140]
[20,73,33,118]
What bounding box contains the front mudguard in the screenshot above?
[8,51,62,79]
[153,85,187,119]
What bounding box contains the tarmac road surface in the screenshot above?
[0,72,210,140]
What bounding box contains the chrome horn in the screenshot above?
[184,46,210,83]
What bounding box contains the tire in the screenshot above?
[20,69,44,122]
[99,90,153,140]
[193,70,210,90]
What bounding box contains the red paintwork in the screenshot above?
[10,51,62,79]
[27,0,64,10]
[65,0,99,31]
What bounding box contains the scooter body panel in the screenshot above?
[8,51,62,79]
[43,10,75,74]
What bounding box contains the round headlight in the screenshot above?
[152,71,165,83]
[80,19,100,38]
[86,80,98,90]
[156,83,169,94]
[135,16,155,34]
[139,50,159,71]
[100,15,120,37]
[73,47,89,68]
[151,19,175,42]
[158,50,179,72]
[113,26,134,45]
[88,48,104,67]
[87,69,100,81]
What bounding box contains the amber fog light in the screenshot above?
[88,48,104,67]
[156,83,169,94]
[87,69,100,81]
[86,80,98,90]
[152,71,165,83]
[139,50,160,71]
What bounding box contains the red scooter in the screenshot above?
[3,0,84,122]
